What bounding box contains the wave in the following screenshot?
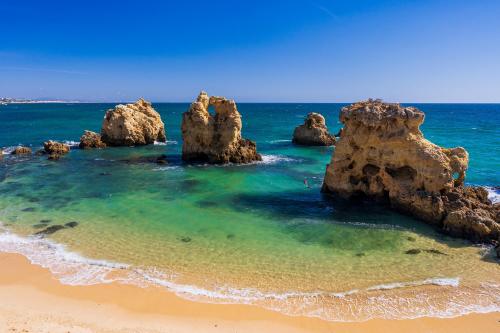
[1,146,15,155]
[485,186,500,204]
[267,139,291,144]
[259,154,298,164]
[154,140,178,146]
[152,166,181,171]
[62,140,80,148]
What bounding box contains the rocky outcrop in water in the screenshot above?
[292,112,336,146]
[43,141,70,160]
[322,99,499,243]
[181,91,261,164]
[11,146,32,155]
[101,98,166,146]
[79,130,106,149]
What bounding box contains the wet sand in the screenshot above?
[0,252,498,333]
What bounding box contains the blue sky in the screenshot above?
[1,0,499,102]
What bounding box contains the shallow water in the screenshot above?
[0,103,499,321]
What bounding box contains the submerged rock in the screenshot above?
[11,146,32,155]
[292,112,336,146]
[405,249,421,255]
[322,99,499,243]
[181,91,261,164]
[43,140,70,160]
[101,98,166,146]
[65,221,78,228]
[79,130,107,149]
[34,224,65,236]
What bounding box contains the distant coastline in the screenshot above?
[0,98,80,105]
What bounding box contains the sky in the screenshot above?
[1,0,499,102]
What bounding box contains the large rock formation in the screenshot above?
[292,112,336,146]
[101,98,166,146]
[43,141,70,160]
[322,99,499,243]
[79,130,106,149]
[181,92,261,164]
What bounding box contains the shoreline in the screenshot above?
[0,252,498,333]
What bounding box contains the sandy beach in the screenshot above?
[0,252,497,333]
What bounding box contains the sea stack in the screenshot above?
[181,91,261,164]
[322,99,499,243]
[79,130,107,149]
[292,112,336,146]
[101,98,166,146]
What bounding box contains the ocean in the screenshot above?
[0,102,499,321]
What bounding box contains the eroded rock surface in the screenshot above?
[101,98,166,146]
[181,92,261,164]
[79,130,106,149]
[322,99,499,243]
[43,141,70,160]
[292,112,335,146]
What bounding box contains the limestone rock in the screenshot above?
[43,140,70,160]
[101,98,166,146]
[322,99,499,242]
[292,112,335,146]
[11,146,32,155]
[79,130,106,149]
[181,92,261,164]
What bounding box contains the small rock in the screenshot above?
[40,219,52,224]
[65,221,78,228]
[424,249,447,255]
[43,141,70,160]
[156,154,168,164]
[11,146,32,155]
[35,225,65,236]
[180,236,192,243]
[79,130,106,149]
[407,236,416,242]
[405,249,421,255]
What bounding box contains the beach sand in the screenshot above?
[0,252,498,333]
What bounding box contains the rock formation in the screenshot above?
[79,130,106,149]
[43,141,70,160]
[292,112,336,146]
[322,99,499,243]
[181,92,261,164]
[11,146,32,155]
[101,98,166,146]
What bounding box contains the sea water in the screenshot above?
[0,102,499,321]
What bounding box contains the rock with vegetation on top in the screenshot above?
[11,146,32,155]
[101,98,166,146]
[181,91,261,164]
[43,140,70,160]
[292,112,336,146]
[79,130,107,149]
[322,99,499,243]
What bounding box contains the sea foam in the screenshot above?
[485,186,500,204]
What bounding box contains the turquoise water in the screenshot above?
[0,102,499,321]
